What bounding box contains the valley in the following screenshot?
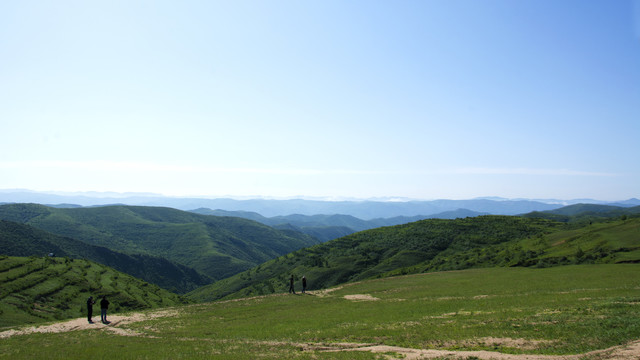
[0,204,319,283]
[0,199,639,358]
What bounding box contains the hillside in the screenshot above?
[400,216,640,275]
[190,215,640,302]
[0,220,210,293]
[0,255,188,328]
[2,265,639,359]
[0,204,320,281]
[188,216,558,301]
[191,209,367,242]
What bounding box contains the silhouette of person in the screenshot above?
[289,275,296,294]
[302,276,307,294]
[87,296,95,323]
[100,295,110,323]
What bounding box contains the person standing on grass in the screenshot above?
[100,295,110,323]
[302,276,307,294]
[289,274,296,294]
[87,296,95,323]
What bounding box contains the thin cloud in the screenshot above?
[444,167,619,177]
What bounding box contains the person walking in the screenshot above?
[87,296,95,323]
[288,275,296,294]
[100,295,110,323]
[301,276,307,294]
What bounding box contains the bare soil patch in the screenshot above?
[344,294,380,301]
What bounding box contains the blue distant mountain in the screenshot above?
[1,189,636,219]
[0,190,566,218]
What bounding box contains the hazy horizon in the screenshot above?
[1,188,637,204]
[2,1,639,201]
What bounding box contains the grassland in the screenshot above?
[1,264,639,359]
[0,256,188,328]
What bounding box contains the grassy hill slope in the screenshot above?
[0,220,211,293]
[1,265,639,359]
[190,215,640,302]
[0,256,188,328]
[188,216,558,301]
[394,216,640,276]
[0,204,319,280]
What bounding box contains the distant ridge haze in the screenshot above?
[1,190,638,219]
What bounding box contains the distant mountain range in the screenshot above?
[190,208,489,242]
[2,189,638,219]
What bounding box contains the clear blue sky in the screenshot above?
[1,0,639,200]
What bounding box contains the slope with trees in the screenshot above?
[0,204,320,281]
[188,216,559,301]
[189,209,640,302]
[0,220,211,293]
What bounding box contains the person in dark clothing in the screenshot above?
[301,276,307,294]
[87,296,95,323]
[289,275,296,294]
[100,295,110,323]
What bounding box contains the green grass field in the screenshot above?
[1,264,639,359]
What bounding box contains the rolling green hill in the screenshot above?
[189,215,640,302]
[0,220,211,293]
[0,255,188,328]
[396,216,640,275]
[188,216,559,301]
[0,204,320,281]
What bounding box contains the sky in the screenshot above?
[1,0,639,201]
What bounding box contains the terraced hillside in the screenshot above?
[0,256,187,328]
[0,220,211,293]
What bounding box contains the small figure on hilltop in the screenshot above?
[100,295,110,324]
[87,296,95,323]
[289,275,296,294]
[302,276,307,294]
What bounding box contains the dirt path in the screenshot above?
[296,340,640,360]
[1,309,639,359]
[0,308,179,339]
